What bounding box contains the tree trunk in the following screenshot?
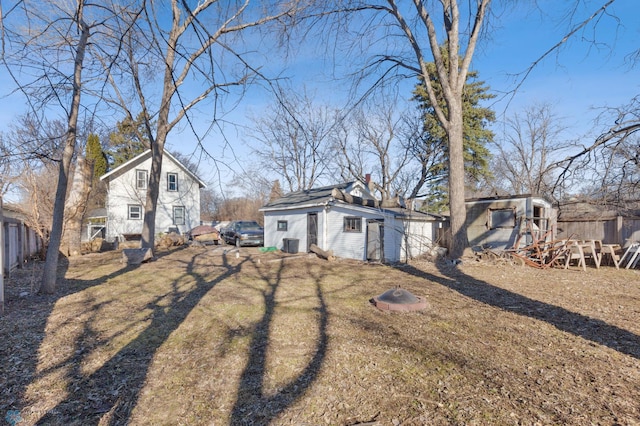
[40,8,89,294]
[140,12,178,250]
[447,98,469,259]
[140,141,164,250]
[64,155,92,257]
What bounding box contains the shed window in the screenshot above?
[489,208,516,229]
[128,204,142,220]
[344,216,362,233]
[277,220,288,231]
[167,173,178,191]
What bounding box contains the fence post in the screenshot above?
[616,216,623,246]
[18,221,24,269]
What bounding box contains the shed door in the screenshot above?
[307,213,318,251]
[366,219,384,261]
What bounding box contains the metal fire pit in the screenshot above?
[372,286,427,312]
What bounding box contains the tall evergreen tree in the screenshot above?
[85,133,108,211]
[107,112,151,168]
[86,133,107,179]
[411,52,495,212]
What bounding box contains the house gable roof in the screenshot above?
[99,150,206,188]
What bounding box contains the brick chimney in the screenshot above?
[365,174,374,192]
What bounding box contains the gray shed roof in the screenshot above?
[261,181,376,211]
[384,207,448,221]
[261,181,448,222]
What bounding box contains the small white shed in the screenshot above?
[260,181,448,262]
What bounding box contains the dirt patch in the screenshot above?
[1,247,639,425]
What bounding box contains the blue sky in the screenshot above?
[209,0,639,192]
[475,0,638,133]
[1,0,638,196]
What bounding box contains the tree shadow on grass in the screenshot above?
[0,250,145,423]
[394,262,640,359]
[229,258,329,425]
[32,248,242,425]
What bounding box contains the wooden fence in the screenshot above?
[3,217,43,273]
[1,200,44,314]
[557,216,640,246]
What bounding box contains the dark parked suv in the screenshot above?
[222,221,264,247]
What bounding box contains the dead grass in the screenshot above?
[1,246,639,425]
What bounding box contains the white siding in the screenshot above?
[105,156,201,241]
[263,208,320,250]
[263,201,443,262]
[325,205,384,261]
[384,218,437,262]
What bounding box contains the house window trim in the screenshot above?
[343,216,362,233]
[128,204,143,220]
[167,172,179,192]
[135,169,148,189]
[173,206,185,226]
[277,220,288,231]
[488,207,516,229]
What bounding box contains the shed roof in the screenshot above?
[557,200,640,220]
[261,181,376,211]
[261,181,447,221]
[384,207,448,221]
[465,193,552,206]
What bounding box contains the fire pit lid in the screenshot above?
[372,286,427,312]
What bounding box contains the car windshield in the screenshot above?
[239,222,261,231]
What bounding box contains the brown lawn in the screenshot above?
[1,246,639,425]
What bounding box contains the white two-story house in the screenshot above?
[100,150,206,242]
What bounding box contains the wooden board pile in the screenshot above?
[476,228,574,269]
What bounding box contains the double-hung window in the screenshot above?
[136,170,148,189]
[173,206,185,225]
[167,173,178,191]
[128,204,142,220]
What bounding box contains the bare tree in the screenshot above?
[250,86,335,193]
[2,0,129,292]
[312,0,626,257]
[215,196,265,224]
[554,96,640,204]
[333,99,411,204]
[492,103,569,198]
[105,0,308,250]
[397,108,450,211]
[0,134,18,197]
[314,0,491,258]
[2,116,69,256]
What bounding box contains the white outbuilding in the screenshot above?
[260,181,448,262]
